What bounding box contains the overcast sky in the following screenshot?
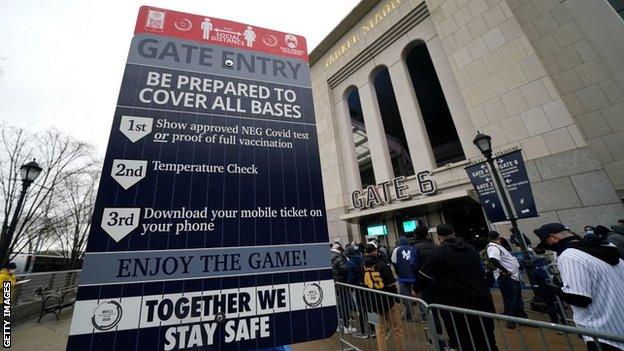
[0,0,359,155]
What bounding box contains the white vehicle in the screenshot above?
[10,253,79,274]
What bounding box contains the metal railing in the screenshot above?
[14,270,81,306]
[335,282,624,351]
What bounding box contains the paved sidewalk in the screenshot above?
[12,309,73,351]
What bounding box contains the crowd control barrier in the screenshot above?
[334,282,624,351]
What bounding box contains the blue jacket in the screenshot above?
[391,237,419,283]
[346,254,364,285]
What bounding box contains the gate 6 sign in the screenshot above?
[67,6,336,351]
[351,171,437,210]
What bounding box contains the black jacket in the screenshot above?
[413,239,437,264]
[362,254,398,313]
[330,250,348,283]
[413,239,440,302]
[419,238,495,312]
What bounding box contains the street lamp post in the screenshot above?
[0,159,43,266]
[472,132,531,261]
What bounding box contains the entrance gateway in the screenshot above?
[66,6,336,351]
[345,171,489,249]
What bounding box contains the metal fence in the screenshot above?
[14,270,81,306]
[335,282,624,351]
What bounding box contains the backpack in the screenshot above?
[479,247,495,272]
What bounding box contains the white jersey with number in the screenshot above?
[557,248,624,349]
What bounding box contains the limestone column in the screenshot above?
[388,59,437,171]
[426,36,480,159]
[358,81,394,183]
[333,98,362,192]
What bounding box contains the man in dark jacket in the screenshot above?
[594,225,624,258]
[331,243,348,283]
[418,224,499,351]
[331,243,352,332]
[413,225,436,262]
[391,236,419,321]
[612,219,624,235]
[345,245,367,336]
[412,225,437,301]
[362,244,405,351]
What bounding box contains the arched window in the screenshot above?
[347,88,375,187]
[372,67,415,177]
[405,43,465,166]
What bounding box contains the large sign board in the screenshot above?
[465,162,507,223]
[67,6,337,351]
[465,150,537,223]
[496,150,538,219]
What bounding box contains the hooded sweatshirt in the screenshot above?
[345,246,364,285]
[419,238,495,311]
[391,237,419,283]
[566,241,621,265]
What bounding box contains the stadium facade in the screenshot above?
[309,0,624,245]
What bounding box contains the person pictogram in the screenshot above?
[201,18,212,40]
[243,26,256,47]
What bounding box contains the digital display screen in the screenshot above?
[403,220,417,233]
[367,224,388,236]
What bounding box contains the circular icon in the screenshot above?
[262,34,278,47]
[303,283,323,307]
[224,59,234,67]
[174,18,193,31]
[215,311,226,324]
[285,34,298,49]
[91,300,123,331]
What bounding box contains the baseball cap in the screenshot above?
[534,223,569,243]
[594,225,612,236]
[487,230,500,240]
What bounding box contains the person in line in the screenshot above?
[412,225,439,304]
[369,239,389,262]
[345,245,368,338]
[486,231,527,328]
[535,223,624,351]
[510,228,533,250]
[412,224,446,350]
[362,244,405,351]
[0,262,17,305]
[594,225,624,258]
[331,243,354,334]
[390,236,419,322]
[611,219,624,235]
[418,224,499,351]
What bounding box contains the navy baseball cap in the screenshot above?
[534,223,569,243]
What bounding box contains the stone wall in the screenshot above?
[509,0,624,195]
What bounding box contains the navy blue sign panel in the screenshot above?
[496,150,538,219]
[67,6,336,351]
[465,162,507,223]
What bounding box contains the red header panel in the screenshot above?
[134,6,308,61]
